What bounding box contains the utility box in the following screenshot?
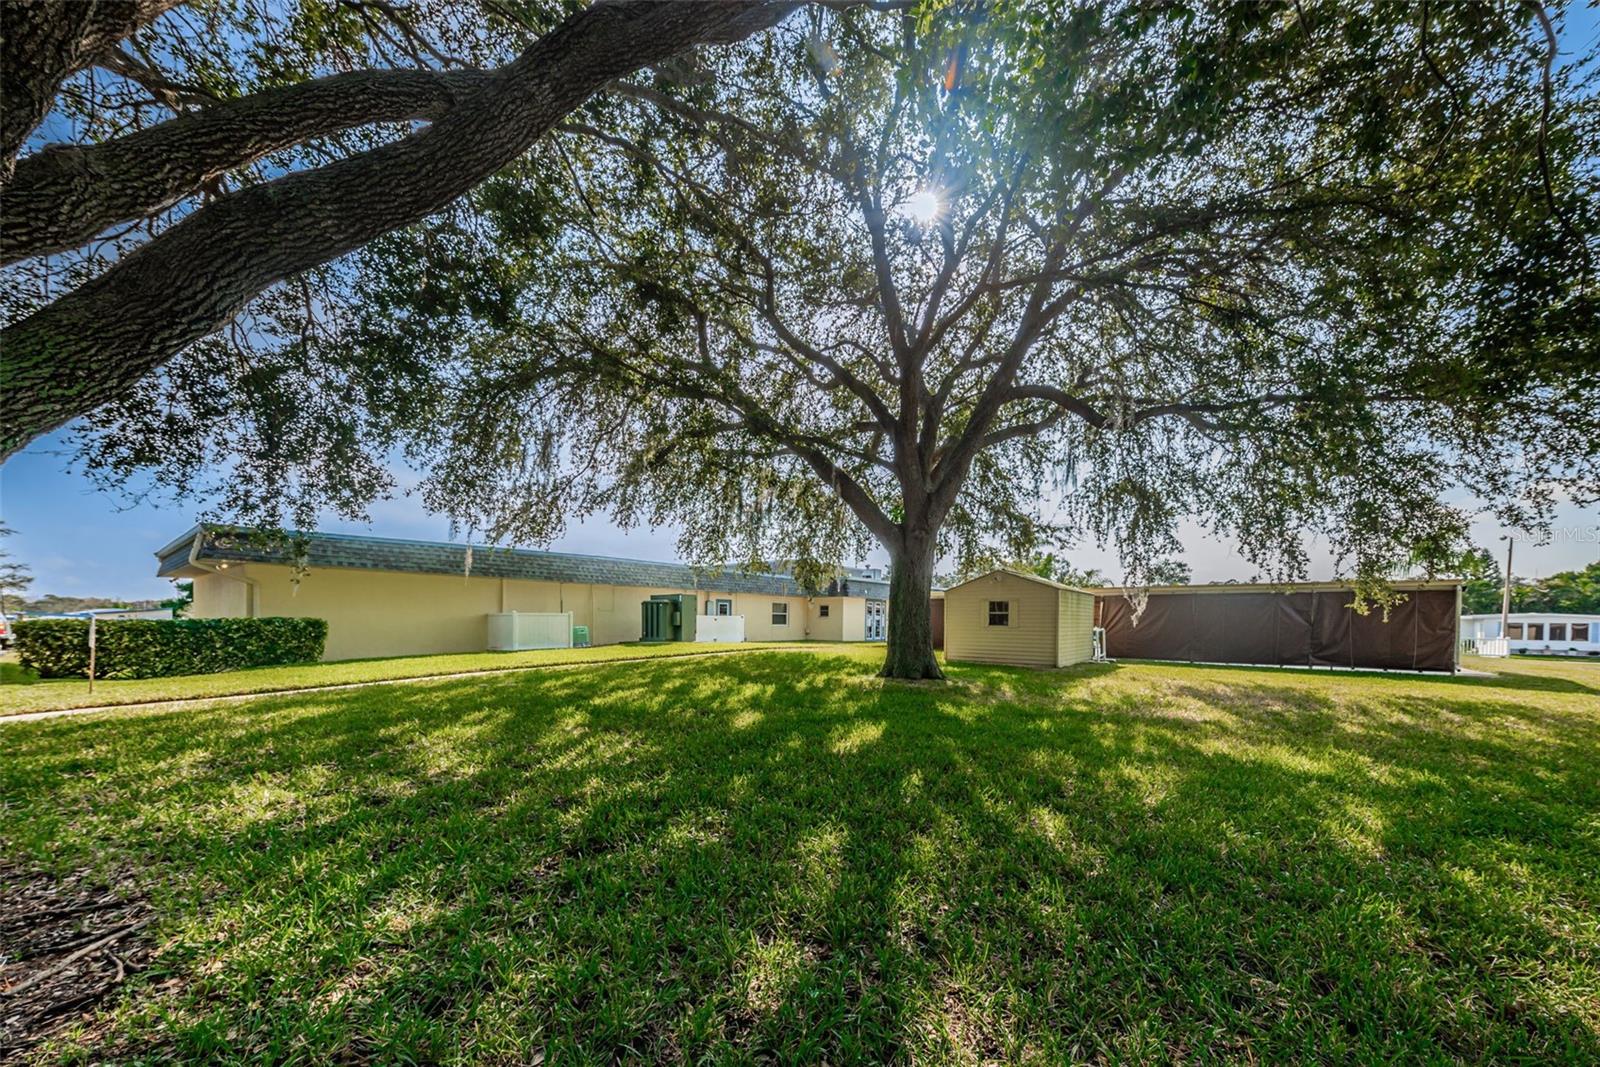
[641,599,672,642]
[641,594,698,642]
[572,625,591,648]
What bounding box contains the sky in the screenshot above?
[3,4,1598,604]
[3,430,1596,603]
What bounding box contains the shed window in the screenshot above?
[1527,623,1544,641]
[772,603,789,626]
[1507,623,1524,639]
[1550,623,1567,641]
[819,604,830,618]
[988,600,1010,627]
[1573,623,1591,642]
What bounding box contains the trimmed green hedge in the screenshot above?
[15,617,328,679]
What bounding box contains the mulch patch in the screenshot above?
[1,860,156,1062]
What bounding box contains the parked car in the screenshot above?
[0,612,11,650]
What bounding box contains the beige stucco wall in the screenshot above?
[944,571,1061,668]
[191,572,250,618]
[187,564,819,661]
[724,592,808,642]
[804,596,865,642]
[1055,588,1095,667]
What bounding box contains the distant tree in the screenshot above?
[160,579,195,619]
[43,3,1600,679]
[1516,559,1600,614]
[1455,546,1506,615]
[0,523,34,615]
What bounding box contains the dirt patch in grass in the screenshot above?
[0,861,156,1059]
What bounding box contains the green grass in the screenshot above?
[4,650,1597,1063]
[0,641,811,716]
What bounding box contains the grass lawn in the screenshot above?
[3,650,1597,1063]
[0,641,811,717]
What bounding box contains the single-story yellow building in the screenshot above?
[156,526,893,661]
[943,569,1097,668]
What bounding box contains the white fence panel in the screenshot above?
[1472,637,1509,658]
[695,615,745,643]
[487,611,573,651]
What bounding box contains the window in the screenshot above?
[1527,623,1544,641]
[712,598,733,617]
[819,604,830,618]
[772,602,789,626]
[1573,624,1591,642]
[1507,623,1524,639]
[1550,623,1567,641]
[988,600,1010,627]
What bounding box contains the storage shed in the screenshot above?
[1093,581,1462,673]
[944,569,1097,668]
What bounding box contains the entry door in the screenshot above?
[714,598,733,616]
[866,600,886,641]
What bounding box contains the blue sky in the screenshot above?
[3,4,1597,602]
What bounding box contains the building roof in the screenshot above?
[156,525,845,598]
[1091,579,1463,596]
[944,568,1097,596]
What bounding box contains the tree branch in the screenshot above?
[0,0,184,183]
[0,0,804,461]
[2,67,492,264]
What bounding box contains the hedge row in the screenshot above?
[15,617,328,679]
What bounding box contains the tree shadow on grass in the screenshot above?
[3,650,1597,1063]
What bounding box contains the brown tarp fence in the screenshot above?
[1096,589,1458,672]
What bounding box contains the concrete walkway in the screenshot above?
[0,644,822,726]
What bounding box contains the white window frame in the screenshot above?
[819,604,830,618]
[771,602,789,626]
[988,600,1011,627]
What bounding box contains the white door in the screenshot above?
[866,600,886,641]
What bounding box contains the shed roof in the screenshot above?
[156,525,829,597]
[944,568,1097,596]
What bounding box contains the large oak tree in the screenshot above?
[10,2,1599,679]
[362,1,1596,676]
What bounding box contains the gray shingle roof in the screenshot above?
[157,526,835,597]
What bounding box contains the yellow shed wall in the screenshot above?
[1056,588,1096,667]
[944,572,1061,667]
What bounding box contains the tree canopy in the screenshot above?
[6,1,1598,677]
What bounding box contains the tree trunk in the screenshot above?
[1,1,183,183]
[881,532,942,680]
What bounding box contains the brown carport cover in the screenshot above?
[1097,588,1458,672]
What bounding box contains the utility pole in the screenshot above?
[1499,536,1514,639]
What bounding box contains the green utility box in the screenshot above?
[641,599,673,642]
[641,594,698,642]
[572,625,591,648]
